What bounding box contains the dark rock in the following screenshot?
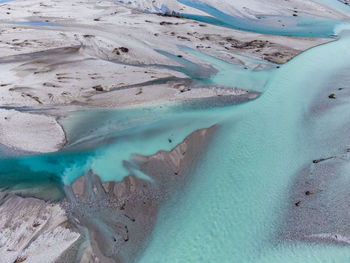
[119,47,129,53]
[158,11,183,18]
[313,157,333,164]
[113,48,121,55]
[33,222,41,227]
[13,257,27,263]
[92,85,104,92]
[160,21,173,26]
[281,153,350,245]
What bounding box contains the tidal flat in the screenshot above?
[1,0,350,262]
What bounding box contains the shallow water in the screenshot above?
[177,0,349,38]
[179,46,277,92]
[136,32,350,263]
[157,46,276,92]
[10,21,58,27]
[1,0,350,262]
[1,32,349,262]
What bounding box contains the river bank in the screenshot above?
[1,0,350,262]
[0,0,339,153]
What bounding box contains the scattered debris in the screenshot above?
[119,47,129,53]
[160,21,173,26]
[13,257,27,263]
[92,85,104,92]
[136,88,143,95]
[313,157,333,164]
[158,11,183,18]
[33,222,41,227]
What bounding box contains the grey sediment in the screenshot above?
[279,66,350,246]
[0,125,216,262]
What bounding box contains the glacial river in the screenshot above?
[1,0,350,262]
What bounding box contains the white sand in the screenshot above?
[0,0,331,108]
[0,195,80,263]
[117,0,349,19]
[0,0,340,152]
[0,109,65,153]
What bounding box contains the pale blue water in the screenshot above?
[157,46,276,92]
[11,21,58,27]
[1,0,350,262]
[2,31,348,262]
[179,46,276,92]
[177,0,350,38]
[137,32,350,263]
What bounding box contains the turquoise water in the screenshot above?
[1,0,350,262]
[178,0,349,38]
[157,46,276,92]
[137,32,350,263]
[2,31,349,262]
[179,46,276,92]
[0,104,220,188]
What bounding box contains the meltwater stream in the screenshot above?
[1,1,350,262]
[136,32,350,263]
[18,30,347,262]
[177,0,350,38]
